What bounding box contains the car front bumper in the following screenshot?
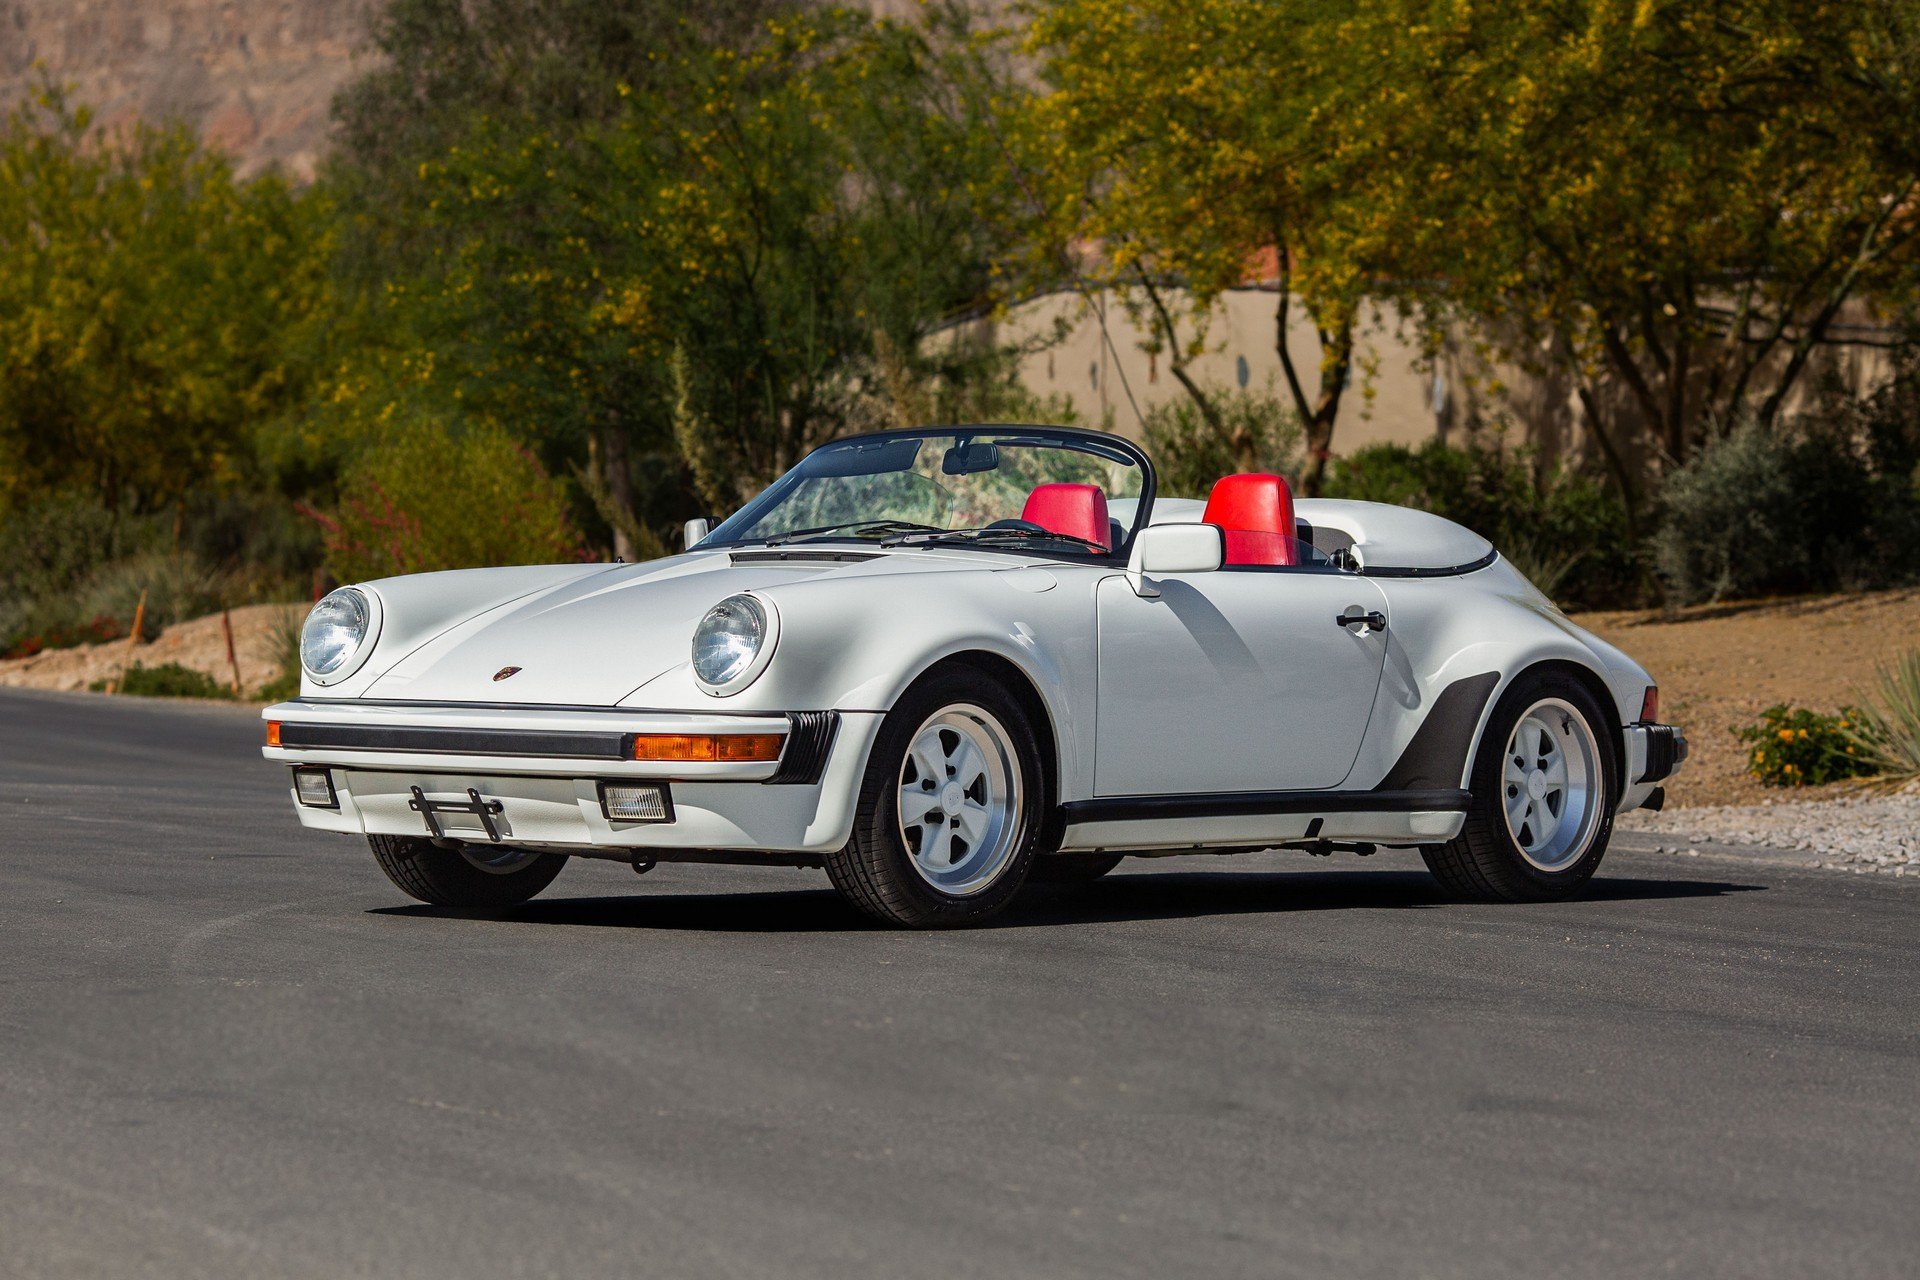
[1618,722,1689,813]
[261,700,883,858]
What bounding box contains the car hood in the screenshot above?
[362,554,841,705]
[359,549,956,706]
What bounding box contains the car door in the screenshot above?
[1093,567,1391,795]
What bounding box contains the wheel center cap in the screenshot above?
[1526,769,1548,800]
[940,781,966,812]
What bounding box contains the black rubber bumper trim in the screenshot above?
[1635,723,1688,784]
[275,722,630,759]
[767,711,840,785]
[1060,788,1471,824]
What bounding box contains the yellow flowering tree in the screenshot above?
[1024,0,1367,492]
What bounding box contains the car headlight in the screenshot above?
[692,594,777,694]
[300,587,377,684]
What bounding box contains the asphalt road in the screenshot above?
[2,688,1917,1279]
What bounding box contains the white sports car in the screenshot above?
[264,425,1686,927]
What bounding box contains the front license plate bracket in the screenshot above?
[408,785,506,843]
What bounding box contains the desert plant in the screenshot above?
[1653,421,1920,605]
[78,549,228,635]
[91,662,233,700]
[255,604,308,702]
[1735,704,1877,788]
[1849,650,1920,784]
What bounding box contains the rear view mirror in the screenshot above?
[941,441,1000,475]
[1128,523,1223,597]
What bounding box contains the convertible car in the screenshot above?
[263,425,1686,927]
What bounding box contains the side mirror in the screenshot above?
[1127,523,1223,598]
[683,517,713,550]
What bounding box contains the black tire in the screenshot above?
[369,834,567,909]
[1027,853,1123,886]
[1421,670,1618,903]
[824,667,1048,927]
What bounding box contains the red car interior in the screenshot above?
[1203,473,1299,566]
[1021,483,1111,550]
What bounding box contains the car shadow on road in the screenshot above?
[367,867,1763,933]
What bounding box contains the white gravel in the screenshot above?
[1618,784,1920,875]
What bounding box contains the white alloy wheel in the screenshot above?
[1500,697,1604,872]
[895,703,1025,896]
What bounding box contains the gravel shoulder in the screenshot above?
[1618,786,1920,877]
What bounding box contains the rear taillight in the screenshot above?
[1639,687,1659,723]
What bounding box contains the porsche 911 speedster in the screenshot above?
[263,425,1686,927]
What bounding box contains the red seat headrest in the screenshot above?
[1202,473,1298,566]
[1021,483,1111,551]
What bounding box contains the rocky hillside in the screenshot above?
[0,0,374,179]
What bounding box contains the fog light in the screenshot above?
[599,782,673,823]
[292,767,337,809]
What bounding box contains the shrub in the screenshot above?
[1142,387,1303,501]
[255,604,307,702]
[78,549,228,636]
[91,662,233,700]
[1735,704,1878,787]
[1653,422,1920,605]
[308,418,587,582]
[0,492,152,650]
[1325,439,1633,607]
[1850,649,1920,784]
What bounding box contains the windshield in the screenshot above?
[703,428,1153,559]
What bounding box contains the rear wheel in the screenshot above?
[1422,671,1616,902]
[824,669,1046,927]
[369,835,567,909]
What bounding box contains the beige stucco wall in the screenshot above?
[983,286,1445,455]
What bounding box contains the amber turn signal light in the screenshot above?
[1639,686,1659,723]
[630,732,785,763]
[266,720,282,747]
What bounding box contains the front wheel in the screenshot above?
[1422,671,1616,903]
[369,835,567,909]
[824,669,1046,927]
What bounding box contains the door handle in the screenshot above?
[1336,609,1387,633]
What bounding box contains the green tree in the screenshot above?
[1319,0,1920,526]
[321,1,1028,555]
[0,85,327,517]
[1024,0,1363,493]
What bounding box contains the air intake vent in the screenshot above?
[768,711,840,784]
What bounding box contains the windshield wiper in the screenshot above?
[758,519,944,547]
[882,526,1111,553]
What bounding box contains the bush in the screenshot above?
[1325,440,1633,607]
[90,662,233,700]
[307,417,587,582]
[1653,422,1920,605]
[1735,705,1877,787]
[78,549,228,635]
[1142,388,1303,501]
[1850,649,1920,784]
[0,491,157,653]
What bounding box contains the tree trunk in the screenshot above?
[601,422,637,563]
[1298,324,1352,497]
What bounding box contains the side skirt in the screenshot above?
[1055,788,1469,854]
